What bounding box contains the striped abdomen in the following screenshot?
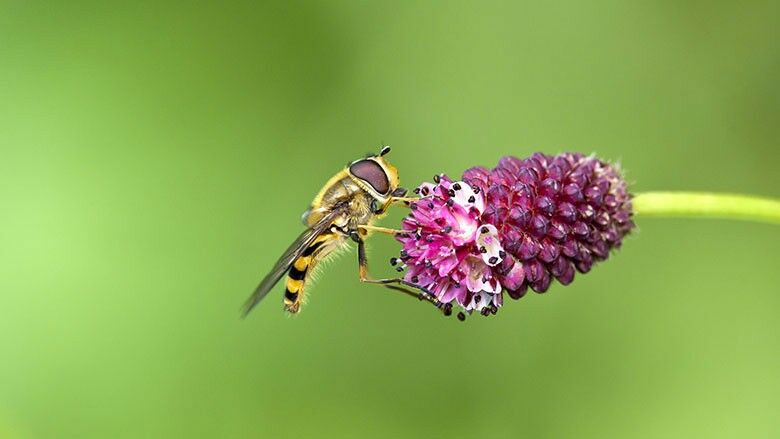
[284,232,338,313]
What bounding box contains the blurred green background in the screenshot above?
[1,1,779,437]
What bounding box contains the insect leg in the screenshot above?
[387,187,424,206]
[349,230,451,315]
[389,196,420,205]
[357,224,406,236]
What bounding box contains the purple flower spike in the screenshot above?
[397,152,634,317]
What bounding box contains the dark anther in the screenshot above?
[457,312,466,321]
[392,187,408,197]
[481,308,490,316]
[411,275,419,283]
[413,188,421,194]
[446,199,454,207]
[415,232,422,240]
[395,266,404,272]
[410,203,418,210]
[441,226,452,233]
[400,250,408,258]
[426,235,434,242]
[425,260,432,268]
[468,196,475,203]
[421,187,429,196]
[488,256,498,264]
[433,174,441,183]
[390,257,398,266]
[447,189,456,197]
[475,294,481,303]
[443,303,453,316]
[473,187,480,194]
[454,282,461,288]
[427,202,434,209]
[480,226,489,234]
[499,250,506,258]
[479,246,487,253]
[482,276,488,283]
[490,304,498,314]
[452,183,461,191]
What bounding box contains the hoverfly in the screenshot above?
[242,146,441,316]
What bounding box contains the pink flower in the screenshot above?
[396,176,509,317]
[396,152,634,319]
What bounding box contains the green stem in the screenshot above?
[633,192,780,225]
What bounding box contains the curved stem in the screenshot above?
[633,192,780,225]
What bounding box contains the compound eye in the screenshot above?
[349,159,390,194]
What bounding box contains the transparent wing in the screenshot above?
[241,207,345,317]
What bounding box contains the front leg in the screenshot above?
[357,224,406,236]
[387,187,431,206]
[389,196,420,205]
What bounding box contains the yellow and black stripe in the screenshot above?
[283,233,334,313]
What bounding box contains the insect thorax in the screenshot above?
[311,174,377,230]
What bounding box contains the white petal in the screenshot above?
[476,224,504,267]
[451,181,485,214]
[417,182,436,197]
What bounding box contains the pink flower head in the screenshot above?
[396,176,506,316]
[396,152,634,319]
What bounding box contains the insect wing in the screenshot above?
[242,208,343,317]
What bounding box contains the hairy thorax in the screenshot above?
[310,174,377,232]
